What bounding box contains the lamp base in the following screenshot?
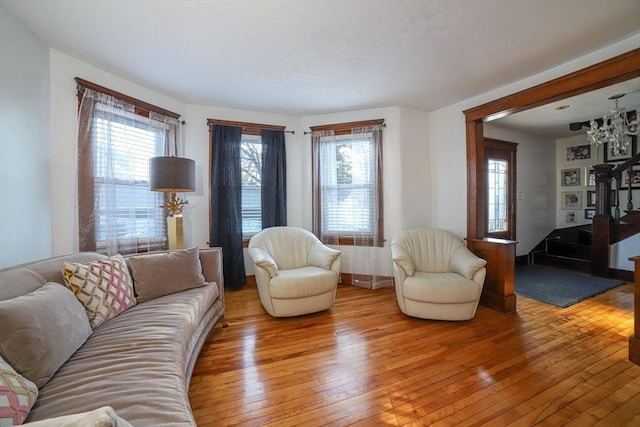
[167,216,184,250]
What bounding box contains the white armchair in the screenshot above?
[391,228,487,321]
[248,227,341,317]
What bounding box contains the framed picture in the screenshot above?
[584,208,595,220]
[565,211,577,224]
[566,144,592,162]
[562,191,581,210]
[585,167,595,187]
[586,190,596,207]
[561,168,581,187]
[623,166,640,188]
[604,135,637,162]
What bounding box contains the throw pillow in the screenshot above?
[0,283,92,389]
[128,247,206,303]
[0,355,38,426]
[61,254,137,329]
[21,406,133,427]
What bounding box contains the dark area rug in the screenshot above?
[515,264,624,308]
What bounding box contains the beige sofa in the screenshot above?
[0,247,224,426]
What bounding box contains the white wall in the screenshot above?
[555,134,600,228]
[0,4,52,268]
[485,124,556,256]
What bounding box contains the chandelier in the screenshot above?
[586,93,639,157]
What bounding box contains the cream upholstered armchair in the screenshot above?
[248,226,341,317]
[391,228,487,321]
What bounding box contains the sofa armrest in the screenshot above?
[248,247,279,278]
[450,246,487,280]
[199,247,224,304]
[308,242,341,270]
[391,244,415,277]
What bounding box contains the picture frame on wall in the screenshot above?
[585,167,596,187]
[604,135,636,162]
[565,144,591,162]
[586,190,596,207]
[565,211,577,224]
[561,168,581,187]
[623,165,640,188]
[562,191,581,210]
[584,208,595,220]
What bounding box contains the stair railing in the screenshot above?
[592,151,640,277]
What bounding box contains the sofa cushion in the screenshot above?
[61,255,137,329]
[0,283,92,389]
[269,266,337,299]
[0,355,38,426]
[128,247,206,303]
[403,272,482,304]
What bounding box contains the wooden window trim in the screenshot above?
[75,77,180,119]
[207,119,285,136]
[311,119,385,247]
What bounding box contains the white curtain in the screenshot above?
[312,124,387,289]
[77,89,178,255]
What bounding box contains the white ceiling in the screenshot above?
[3,0,640,133]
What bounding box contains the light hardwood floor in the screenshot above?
[189,282,640,426]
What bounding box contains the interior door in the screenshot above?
[484,138,517,241]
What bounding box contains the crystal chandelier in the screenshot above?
[586,93,639,157]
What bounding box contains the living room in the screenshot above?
[1,1,640,425]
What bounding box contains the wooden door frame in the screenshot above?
[464,48,640,240]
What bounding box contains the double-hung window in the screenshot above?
[311,119,384,246]
[77,79,181,255]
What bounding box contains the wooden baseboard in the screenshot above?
[609,268,634,283]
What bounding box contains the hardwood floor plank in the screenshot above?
[189,283,640,426]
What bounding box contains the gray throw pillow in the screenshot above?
[128,247,206,303]
[0,282,92,388]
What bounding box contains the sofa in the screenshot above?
[0,247,224,426]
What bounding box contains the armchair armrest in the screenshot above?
[248,247,278,278]
[450,246,487,280]
[308,242,341,270]
[391,244,415,276]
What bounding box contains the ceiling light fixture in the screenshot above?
[586,93,639,156]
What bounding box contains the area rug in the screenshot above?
[514,264,624,308]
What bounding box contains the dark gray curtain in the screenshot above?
[210,124,246,290]
[261,129,287,228]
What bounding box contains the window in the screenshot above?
[77,78,181,254]
[311,119,384,246]
[241,134,262,237]
[208,119,287,243]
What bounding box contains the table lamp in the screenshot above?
[149,156,196,249]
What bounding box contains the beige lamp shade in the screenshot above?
[149,156,196,192]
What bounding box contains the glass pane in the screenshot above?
[321,135,375,234]
[487,158,508,233]
[241,135,262,235]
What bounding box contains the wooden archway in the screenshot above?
[464,48,640,240]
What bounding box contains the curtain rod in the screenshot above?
[206,120,294,134]
[303,121,386,135]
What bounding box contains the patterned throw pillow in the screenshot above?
[0,355,38,426]
[61,254,136,329]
